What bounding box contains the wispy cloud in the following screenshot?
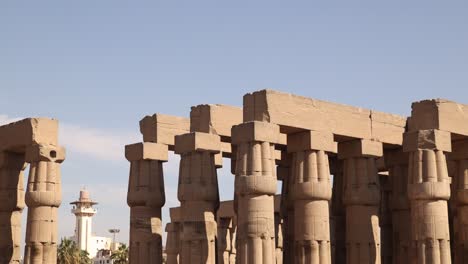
[0,114,140,162]
[59,124,139,162]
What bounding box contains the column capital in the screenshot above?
[174,132,221,154]
[287,130,337,153]
[338,139,383,159]
[125,142,168,161]
[231,121,280,144]
[25,144,65,163]
[403,129,451,152]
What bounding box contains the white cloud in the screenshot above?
[1,114,139,162]
[59,124,139,162]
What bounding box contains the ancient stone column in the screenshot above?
[330,159,346,264]
[403,129,452,264]
[23,144,65,264]
[126,142,168,264]
[175,132,221,264]
[452,140,468,263]
[287,131,336,264]
[229,219,237,264]
[218,217,233,264]
[385,149,411,264]
[0,152,26,264]
[166,222,181,264]
[166,207,182,264]
[278,154,294,263]
[232,121,280,264]
[379,172,392,264]
[338,139,382,264]
[274,212,283,264]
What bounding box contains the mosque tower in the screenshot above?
[70,189,98,254]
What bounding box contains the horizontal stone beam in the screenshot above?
[0,118,58,152]
[243,90,407,145]
[190,104,243,138]
[139,114,190,147]
[408,99,468,136]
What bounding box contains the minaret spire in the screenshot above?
[71,189,98,255]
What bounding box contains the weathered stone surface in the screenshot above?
[232,121,281,145]
[125,142,169,162]
[175,132,221,154]
[403,129,452,152]
[140,114,190,146]
[190,104,243,137]
[409,99,468,136]
[0,118,58,152]
[243,90,406,145]
[338,139,383,159]
[287,130,337,153]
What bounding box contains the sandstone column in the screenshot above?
[278,154,294,263]
[0,152,26,264]
[24,144,65,264]
[379,172,392,264]
[229,219,237,264]
[175,132,221,264]
[274,212,283,264]
[403,129,451,264]
[218,217,233,264]
[166,207,182,264]
[126,142,168,264]
[338,139,382,264]
[287,130,336,264]
[232,121,280,264]
[330,159,346,264]
[385,149,411,264]
[452,140,468,263]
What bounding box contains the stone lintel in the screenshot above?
[409,99,468,136]
[338,139,383,159]
[287,130,337,153]
[231,121,281,144]
[450,139,468,160]
[174,132,221,154]
[403,129,451,152]
[125,142,169,161]
[190,104,243,137]
[243,89,406,145]
[0,118,58,152]
[25,144,66,163]
[139,114,190,146]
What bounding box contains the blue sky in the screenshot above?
[1,0,467,245]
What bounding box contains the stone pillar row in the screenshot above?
[137,125,462,264]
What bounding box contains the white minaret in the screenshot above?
[71,190,97,256]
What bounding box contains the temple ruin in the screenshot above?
[0,118,65,264]
[126,89,468,264]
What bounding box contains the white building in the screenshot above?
[70,190,113,259]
